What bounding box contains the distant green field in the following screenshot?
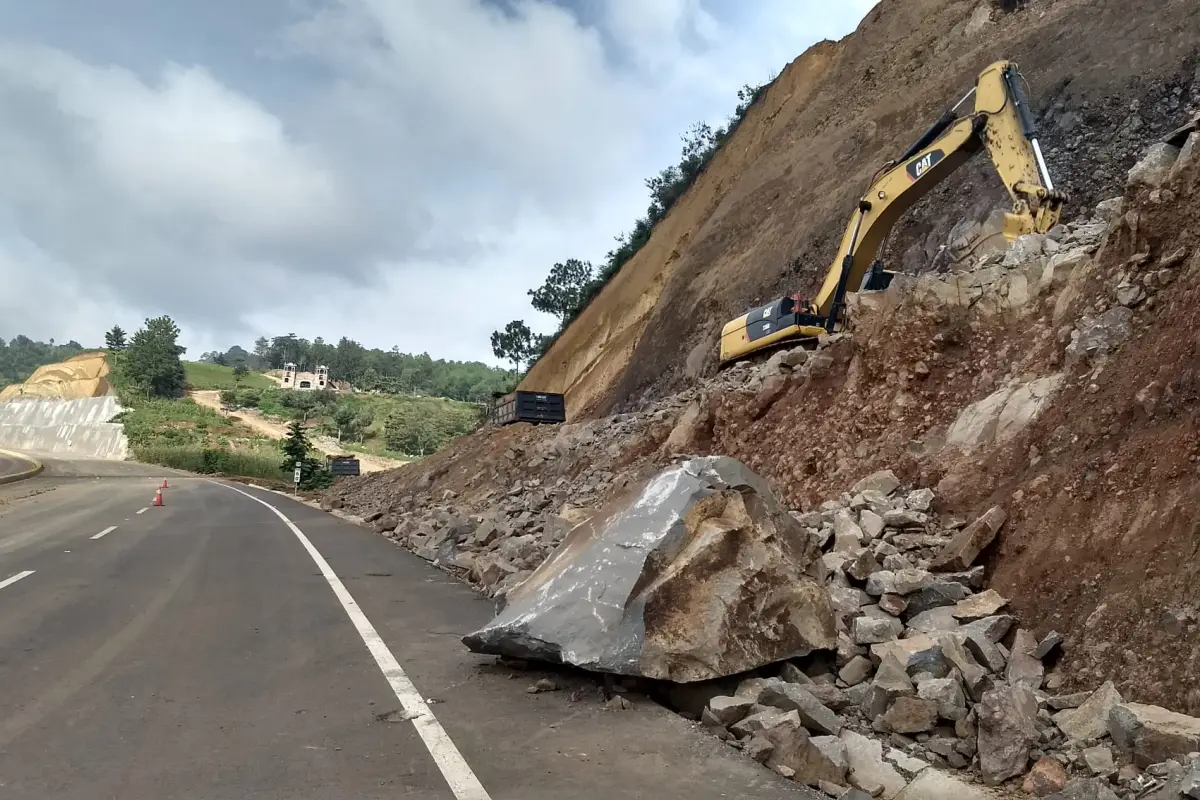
[184,361,276,390]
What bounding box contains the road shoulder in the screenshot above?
[222,482,815,800]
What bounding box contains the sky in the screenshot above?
[0,0,878,366]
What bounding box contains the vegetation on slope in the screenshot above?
[489,81,772,371]
[183,360,276,390]
[219,386,483,459]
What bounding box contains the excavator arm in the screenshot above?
[811,60,1065,326]
[718,61,1067,364]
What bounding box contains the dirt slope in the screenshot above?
[522,0,1200,419]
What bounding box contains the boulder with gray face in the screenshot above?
[463,456,836,682]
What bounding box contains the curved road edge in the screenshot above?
[0,449,44,486]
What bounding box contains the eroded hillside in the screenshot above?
[521,0,1199,420]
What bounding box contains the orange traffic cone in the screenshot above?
[161,478,169,489]
[153,488,164,507]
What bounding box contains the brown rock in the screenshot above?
[952,589,1009,622]
[1022,757,1067,796]
[977,683,1039,785]
[1108,702,1200,767]
[879,594,908,616]
[929,506,1007,572]
[882,696,938,734]
[763,716,849,788]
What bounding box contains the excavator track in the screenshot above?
[716,333,820,372]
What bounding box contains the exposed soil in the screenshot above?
[521,0,1200,420]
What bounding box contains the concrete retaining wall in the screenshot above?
[0,396,129,460]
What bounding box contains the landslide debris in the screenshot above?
[320,129,1200,796]
[462,456,834,683]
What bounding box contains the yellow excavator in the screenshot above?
[719,60,1068,365]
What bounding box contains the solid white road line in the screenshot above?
[213,482,492,800]
[0,571,35,591]
[136,508,148,515]
[91,525,118,540]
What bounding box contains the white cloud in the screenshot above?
[0,0,878,365]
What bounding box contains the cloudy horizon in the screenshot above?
[0,0,878,366]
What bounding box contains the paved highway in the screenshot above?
[0,449,40,485]
[0,458,809,799]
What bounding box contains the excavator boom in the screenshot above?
[719,61,1066,365]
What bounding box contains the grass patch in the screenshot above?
[135,444,290,481]
[117,395,295,481]
[184,361,276,390]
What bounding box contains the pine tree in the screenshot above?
[104,325,127,351]
[280,420,330,490]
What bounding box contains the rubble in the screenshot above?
[316,168,1200,797]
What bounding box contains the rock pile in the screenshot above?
[689,468,1200,799]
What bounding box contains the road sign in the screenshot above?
[293,460,302,486]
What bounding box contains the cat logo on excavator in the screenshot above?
[907,149,945,181]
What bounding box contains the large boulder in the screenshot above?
[1108,702,1200,767]
[462,456,835,681]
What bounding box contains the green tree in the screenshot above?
[528,259,595,322]
[384,405,437,456]
[232,363,249,384]
[490,320,535,372]
[280,420,330,490]
[104,325,127,351]
[119,316,187,398]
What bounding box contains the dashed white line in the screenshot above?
[0,571,35,591]
[213,481,492,800]
[91,525,118,540]
[136,508,148,515]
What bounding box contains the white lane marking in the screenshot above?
[0,571,35,591]
[91,525,119,540]
[213,482,492,800]
[136,508,149,515]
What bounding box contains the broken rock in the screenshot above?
[953,589,1009,622]
[1004,628,1045,689]
[882,696,939,734]
[463,457,835,681]
[1109,702,1200,767]
[1024,757,1068,797]
[852,470,901,496]
[1055,681,1123,742]
[1045,778,1120,800]
[930,507,1007,572]
[759,682,844,735]
[840,729,908,800]
[895,769,997,800]
[977,682,1040,785]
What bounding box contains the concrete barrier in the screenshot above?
[0,396,129,460]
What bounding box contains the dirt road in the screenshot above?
[190,391,406,474]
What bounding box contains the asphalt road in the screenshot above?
[0,450,40,485]
[0,459,811,799]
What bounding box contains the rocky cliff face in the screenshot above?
[521,0,1199,420]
